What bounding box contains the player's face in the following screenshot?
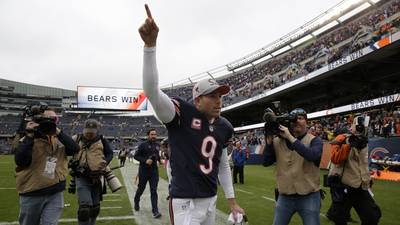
[84,131,97,140]
[235,142,241,148]
[196,91,223,120]
[291,115,307,136]
[148,130,157,141]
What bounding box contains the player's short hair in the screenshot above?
[147,128,156,135]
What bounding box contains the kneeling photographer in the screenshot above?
[263,108,323,225]
[14,104,80,225]
[69,119,114,225]
[327,116,381,225]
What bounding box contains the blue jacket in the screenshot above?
[233,147,246,166]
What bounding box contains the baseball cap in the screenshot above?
[83,119,100,133]
[290,108,307,119]
[192,79,230,100]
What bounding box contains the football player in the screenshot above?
[139,4,245,225]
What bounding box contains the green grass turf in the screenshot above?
[159,164,400,225]
[3,154,400,225]
[0,155,136,225]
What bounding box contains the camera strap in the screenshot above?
[43,135,57,157]
[337,144,348,184]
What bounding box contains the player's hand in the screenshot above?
[228,199,245,222]
[139,4,159,47]
[146,159,153,165]
[25,121,39,131]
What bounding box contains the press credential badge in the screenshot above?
[43,157,57,179]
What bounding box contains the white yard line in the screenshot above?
[262,195,276,202]
[261,195,328,218]
[0,216,135,225]
[102,206,123,209]
[236,188,253,195]
[103,193,120,197]
[103,199,122,202]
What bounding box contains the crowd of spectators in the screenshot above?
[0,113,166,154]
[0,113,165,138]
[234,105,400,154]
[1,104,399,154]
[307,106,400,141]
[0,138,12,154]
[57,113,166,137]
[163,0,400,106]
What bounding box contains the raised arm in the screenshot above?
[139,4,175,123]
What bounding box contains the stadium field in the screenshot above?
[0,155,136,225]
[161,165,400,225]
[2,154,399,225]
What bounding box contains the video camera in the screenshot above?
[22,103,57,136]
[263,108,297,136]
[348,134,368,150]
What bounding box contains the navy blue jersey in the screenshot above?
[165,98,234,198]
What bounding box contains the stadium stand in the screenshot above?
[1,0,399,159]
[237,105,400,144]
[0,78,166,154]
[162,0,400,106]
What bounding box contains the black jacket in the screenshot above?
[134,140,160,174]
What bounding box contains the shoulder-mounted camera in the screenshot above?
[23,103,57,136]
[263,108,297,136]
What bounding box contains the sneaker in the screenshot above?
[153,212,162,219]
[134,203,140,211]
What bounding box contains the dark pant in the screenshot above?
[134,171,159,214]
[76,177,102,225]
[329,186,381,225]
[119,157,126,167]
[326,187,351,221]
[233,165,244,184]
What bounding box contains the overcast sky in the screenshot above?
[0,0,343,91]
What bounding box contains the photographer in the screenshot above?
[263,108,323,225]
[118,147,128,167]
[14,107,80,225]
[70,119,113,225]
[133,128,161,219]
[327,116,381,225]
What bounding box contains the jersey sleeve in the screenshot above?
[164,97,185,128]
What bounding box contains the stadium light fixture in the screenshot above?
[251,54,273,66]
[271,45,291,57]
[312,21,339,36]
[290,34,314,47]
[338,2,371,22]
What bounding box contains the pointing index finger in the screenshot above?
[145,4,153,19]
